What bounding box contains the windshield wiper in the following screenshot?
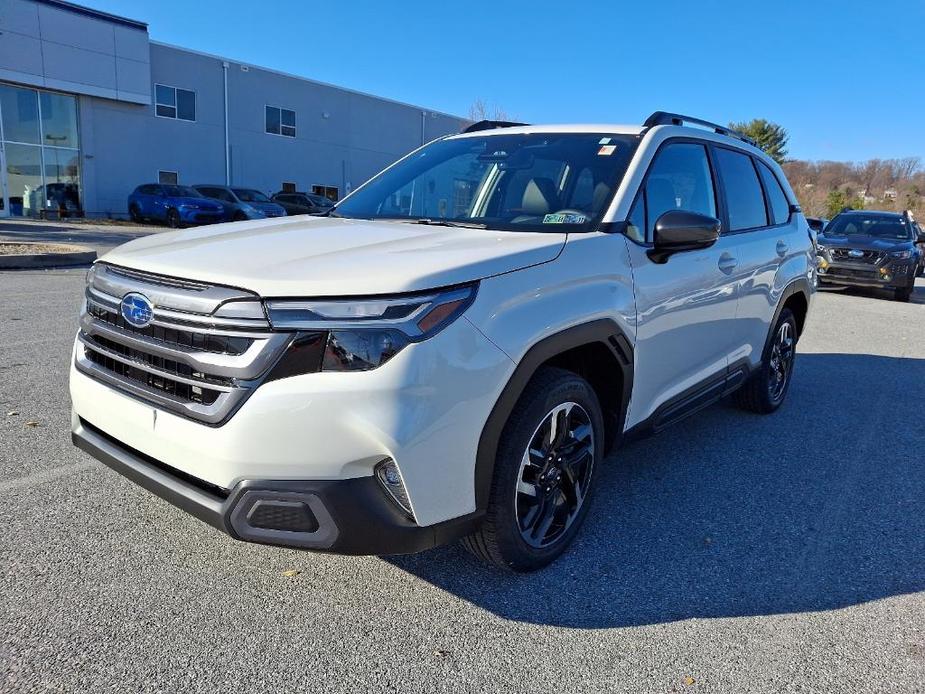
[410,218,488,229]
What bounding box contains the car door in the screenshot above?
[712,148,801,370]
[623,141,742,429]
[149,185,168,221]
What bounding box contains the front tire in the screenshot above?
[166,208,181,228]
[462,367,603,571]
[734,308,797,414]
[895,285,913,302]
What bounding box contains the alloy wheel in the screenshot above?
[514,402,595,548]
[768,321,795,402]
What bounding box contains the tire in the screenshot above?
[129,204,143,223]
[233,211,248,222]
[734,308,797,414]
[166,208,181,228]
[462,367,604,572]
[895,285,913,302]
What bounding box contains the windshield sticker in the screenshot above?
[543,213,587,224]
[597,144,616,156]
[599,137,612,145]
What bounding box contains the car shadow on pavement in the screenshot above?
[387,352,925,628]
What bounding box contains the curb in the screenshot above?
[0,243,97,269]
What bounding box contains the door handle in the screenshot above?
[718,253,738,274]
[776,240,789,257]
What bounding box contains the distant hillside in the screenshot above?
[782,158,923,219]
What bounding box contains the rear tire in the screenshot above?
[734,308,797,414]
[462,367,603,572]
[233,211,248,222]
[129,204,142,223]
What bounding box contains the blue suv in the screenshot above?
[128,184,225,228]
[193,185,287,222]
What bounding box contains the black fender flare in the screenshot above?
[473,319,633,511]
[764,277,811,357]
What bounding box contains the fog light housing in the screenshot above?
[879,267,891,281]
[375,459,414,520]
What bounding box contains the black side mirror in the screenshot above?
[647,210,721,263]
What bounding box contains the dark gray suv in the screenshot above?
[817,210,924,301]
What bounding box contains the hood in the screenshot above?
[818,233,913,251]
[99,216,566,296]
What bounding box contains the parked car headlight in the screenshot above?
[264,284,477,373]
[890,250,912,259]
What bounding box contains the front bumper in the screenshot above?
[73,415,479,554]
[180,209,224,224]
[817,258,917,289]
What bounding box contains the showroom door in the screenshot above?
[0,143,8,218]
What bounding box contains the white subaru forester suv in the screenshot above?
[71,112,814,571]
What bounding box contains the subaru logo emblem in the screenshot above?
[848,249,864,258]
[120,292,154,328]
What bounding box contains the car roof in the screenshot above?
[838,209,904,217]
[450,124,645,139]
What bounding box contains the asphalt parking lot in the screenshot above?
[1,268,924,693]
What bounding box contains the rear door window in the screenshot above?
[714,148,768,231]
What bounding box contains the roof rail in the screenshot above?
[643,111,757,147]
[461,119,528,134]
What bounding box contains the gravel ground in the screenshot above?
[1,269,923,693]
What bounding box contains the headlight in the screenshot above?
[816,243,826,255]
[890,250,912,259]
[265,284,477,373]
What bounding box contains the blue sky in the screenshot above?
[83,0,923,162]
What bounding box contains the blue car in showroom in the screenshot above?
[127,184,225,228]
[193,184,287,221]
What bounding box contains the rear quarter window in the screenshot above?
[756,161,790,225]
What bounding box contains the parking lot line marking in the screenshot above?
[0,461,96,493]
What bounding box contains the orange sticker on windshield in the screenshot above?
[598,145,616,156]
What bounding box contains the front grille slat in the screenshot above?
[77,266,291,426]
[830,248,883,264]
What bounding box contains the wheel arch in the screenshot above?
[474,319,633,512]
[770,278,811,348]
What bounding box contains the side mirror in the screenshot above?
[648,210,721,263]
[917,232,925,243]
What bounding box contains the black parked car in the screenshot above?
[270,191,334,216]
[816,210,924,301]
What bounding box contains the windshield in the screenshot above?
[233,188,270,203]
[334,133,639,232]
[165,185,204,198]
[308,194,334,207]
[825,214,912,241]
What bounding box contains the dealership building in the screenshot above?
[0,0,466,219]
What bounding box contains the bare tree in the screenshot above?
[467,99,515,123]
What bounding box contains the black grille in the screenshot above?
[246,500,319,533]
[87,302,252,355]
[830,248,882,263]
[83,339,226,406]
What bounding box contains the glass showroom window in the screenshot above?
[266,106,296,137]
[0,83,81,218]
[155,84,196,121]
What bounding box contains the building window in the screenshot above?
[312,185,338,202]
[281,181,297,193]
[155,84,196,121]
[266,106,296,137]
[158,170,179,185]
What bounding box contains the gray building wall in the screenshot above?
[0,0,150,104]
[2,0,467,218]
